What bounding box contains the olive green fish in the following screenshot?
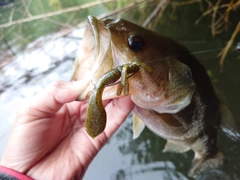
[71,16,240,178]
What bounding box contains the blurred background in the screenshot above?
[0,0,240,179]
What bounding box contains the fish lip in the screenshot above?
[87,16,100,57]
[86,16,122,60]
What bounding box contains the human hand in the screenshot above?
[0,81,134,180]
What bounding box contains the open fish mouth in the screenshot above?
[71,16,126,100]
[70,16,103,100]
[86,16,100,61]
[85,16,115,83]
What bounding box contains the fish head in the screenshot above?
[71,16,146,99]
[72,16,195,113]
[71,16,154,80]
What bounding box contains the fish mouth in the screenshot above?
[84,16,126,99]
[85,16,114,83]
[70,16,103,100]
[86,16,100,59]
[86,16,113,63]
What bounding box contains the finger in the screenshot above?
[104,95,135,138]
[18,81,84,119]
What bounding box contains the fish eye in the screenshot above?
[128,36,144,51]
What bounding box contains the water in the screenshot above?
[0,1,240,180]
[0,28,83,156]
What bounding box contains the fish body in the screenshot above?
[72,16,237,177]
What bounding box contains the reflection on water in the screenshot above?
[1,1,240,180]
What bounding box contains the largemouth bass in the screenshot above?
[71,16,239,178]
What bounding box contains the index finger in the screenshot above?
[18,81,84,119]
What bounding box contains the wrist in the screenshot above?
[0,165,33,180]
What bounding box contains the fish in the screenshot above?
[71,16,240,178]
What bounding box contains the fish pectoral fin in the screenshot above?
[133,113,145,139]
[220,104,240,141]
[188,151,225,178]
[163,140,190,153]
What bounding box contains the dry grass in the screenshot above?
[194,0,240,70]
